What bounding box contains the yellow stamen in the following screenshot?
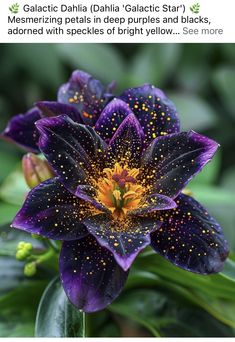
[96,162,145,220]
[113,190,121,201]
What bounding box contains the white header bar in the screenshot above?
[0,0,235,43]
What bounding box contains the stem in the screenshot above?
[45,239,60,253]
[82,311,86,337]
[36,247,55,265]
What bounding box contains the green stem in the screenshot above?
[36,247,55,265]
[82,311,86,337]
[45,239,60,253]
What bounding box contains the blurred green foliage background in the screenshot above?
[0,43,235,337]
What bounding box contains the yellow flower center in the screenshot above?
[96,163,145,220]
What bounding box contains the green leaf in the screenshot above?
[0,224,47,295]
[221,167,235,192]
[220,259,235,282]
[0,223,44,257]
[175,44,212,93]
[0,142,21,184]
[0,165,28,205]
[128,44,181,87]
[160,307,233,337]
[134,253,235,328]
[221,44,235,63]
[2,45,65,89]
[0,257,25,295]
[110,288,234,336]
[167,92,217,131]
[0,281,47,337]
[87,310,120,337]
[136,252,235,301]
[110,289,165,336]
[35,277,85,337]
[187,185,235,251]
[212,67,235,117]
[189,151,221,186]
[56,44,125,85]
[0,202,21,225]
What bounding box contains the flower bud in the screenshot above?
[16,241,33,260]
[16,249,29,260]
[17,241,27,250]
[22,153,54,189]
[24,242,33,252]
[24,262,37,277]
[17,241,33,251]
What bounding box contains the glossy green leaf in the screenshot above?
[0,257,24,295]
[3,44,65,88]
[167,92,217,131]
[175,44,212,93]
[188,185,235,251]
[137,252,235,300]
[87,311,120,337]
[188,151,221,186]
[190,185,235,206]
[221,44,235,63]
[0,224,48,295]
[0,202,21,225]
[56,43,125,85]
[128,44,181,87]
[160,307,233,337]
[0,223,44,257]
[221,167,235,192]
[110,288,234,336]
[0,142,20,184]
[0,97,11,131]
[0,281,47,337]
[212,67,235,117]
[220,259,235,282]
[133,252,235,328]
[0,165,29,206]
[35,277,85,337]
[110,289,165,337]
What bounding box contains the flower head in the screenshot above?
[11,89,229,312]
[1,70,179,152]
[1,70,114,152]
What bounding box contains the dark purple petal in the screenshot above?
[120,84,180,145]
[107,114,145,168]
[83,214,161,271]
[141,131,219,199]
[12,178,88,240]
[58,70,114,126]
[36,101,83,123]
[36,115,107,194]
[151,194,229,274]
[1,108,40,152]
[129,194,177,216]
[76,185,110,214]
[60,235,128,312]
[95,99,133,142]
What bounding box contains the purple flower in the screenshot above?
[1,70,114,152]
[1,70,179,152]
[12,106,229,312]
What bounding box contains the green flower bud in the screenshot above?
[22,153,54,189]
[24,242,33,252]
[17,241,26,250]
[16,249,29,260]
[24,262,37,277]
